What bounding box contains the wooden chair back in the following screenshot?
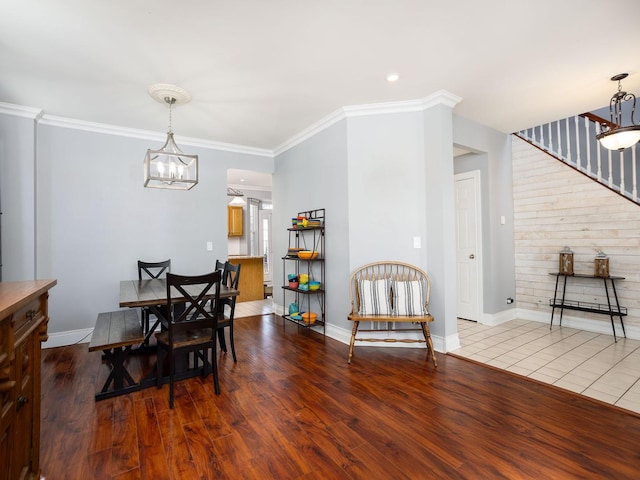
[215,259,227,283]
[138,259,171,280]
[224,261,241,291]
[167,270,221,331]
[217,261,241,362]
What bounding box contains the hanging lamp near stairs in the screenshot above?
[596,73,640,152]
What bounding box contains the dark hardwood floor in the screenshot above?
[41,314,640,479]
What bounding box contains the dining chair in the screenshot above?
[215,259,232,288]
[217,261,241,362]
[137,259,171,344]
[155,270,222,408]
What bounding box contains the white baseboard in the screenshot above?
[43,328,93,349]
[517,307,637,340]
[479,307,518,326]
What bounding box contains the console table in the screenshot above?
[549,273,626,342]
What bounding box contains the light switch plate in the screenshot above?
[413,236,421,249]
[206,241,213,251]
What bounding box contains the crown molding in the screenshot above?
[0,102,43,120]
[273,107,348,156]
[37,114,273,158]
[422,89,463,109]
[274,90,463,156]
[3,90,462,159]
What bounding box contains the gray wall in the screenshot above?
[273,120,350,332]
[3,114,272,337]
[0,111,37,281]
[272,107,514,348]
[453,115,516,315]
[346,111,426,269]
[1,100,515,348]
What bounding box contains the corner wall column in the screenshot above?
[422,91,462,352]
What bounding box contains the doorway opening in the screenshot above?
[226,169,273,286]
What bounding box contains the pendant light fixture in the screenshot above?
[144,84,198,190]
[596,73,640,151]
[227,187,246,205]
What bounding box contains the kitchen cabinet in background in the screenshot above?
[228,206,243,237]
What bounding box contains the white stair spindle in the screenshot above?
[633,145,637,201]
[539,124,545,149]
[584,118,591,174]
[619,151,625,194]
[608,148,613,187]
[596,122,602,182]
[548,122,553,154]
[556,120,563,159]
[574,116,581,170]
[565,117,572,164]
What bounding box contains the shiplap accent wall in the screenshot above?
[512,136,640,337]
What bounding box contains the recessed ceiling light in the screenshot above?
[387,73,400,83]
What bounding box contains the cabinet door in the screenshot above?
[0,316,14,480]
[228,206,244,237]
[12,332,35,480]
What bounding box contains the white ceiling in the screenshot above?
[227,168,272,190]
[2,1,640,152]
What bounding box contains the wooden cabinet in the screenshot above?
[0,279,56,480]
[228,206,243,237]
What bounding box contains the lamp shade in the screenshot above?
[597,126,640,151]
[144,132,198,190]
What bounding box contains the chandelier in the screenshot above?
[144,84,198,190]
[596,73,640,151]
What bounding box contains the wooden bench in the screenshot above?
[89,310,144,400]
[347,261,437,367]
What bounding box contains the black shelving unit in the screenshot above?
[282,208,325,334]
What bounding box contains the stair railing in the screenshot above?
[515,114,639,205]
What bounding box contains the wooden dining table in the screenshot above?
[119,278,239,309]
[115,277,239,391]
[120,277,239,343]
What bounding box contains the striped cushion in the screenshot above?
[358,279,392,315]
[393,280,427,316]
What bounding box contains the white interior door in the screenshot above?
[455,171,482,321]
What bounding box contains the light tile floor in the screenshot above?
[234,298,274,318]
[451,318,640,415]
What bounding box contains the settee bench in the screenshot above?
[347,261,437,367]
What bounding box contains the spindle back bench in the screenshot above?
[347,261,437,367]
